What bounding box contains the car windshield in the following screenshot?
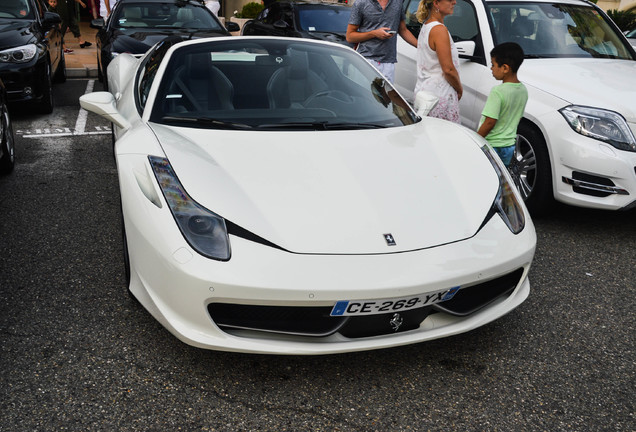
[113,2,222,30]
[297,5,351,33]
[487,2,635,59]
[149,39,417,130]
[0,0,34,19]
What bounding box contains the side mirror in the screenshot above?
[456,41,476,58]
[225,21,240,32]
[273,19,289,30]
[79,92,131,130]
[42,11,61,29]
[90,18,105,29]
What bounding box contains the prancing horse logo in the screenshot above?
[384,233,396,246]
[390,313,403,331]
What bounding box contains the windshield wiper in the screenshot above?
[257,121,389,130]
[161,116,252,130]
[309,30,345,38]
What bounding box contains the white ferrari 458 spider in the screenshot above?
[80,36,536,354]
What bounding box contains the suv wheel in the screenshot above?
[510,122,553,216]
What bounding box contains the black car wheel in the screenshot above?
[0,104,15,175]
[53,47,67,83]
[97,56,103,82]
[510,121,553,216]
[38,61,54,114]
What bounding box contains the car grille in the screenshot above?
[207,268,525,339]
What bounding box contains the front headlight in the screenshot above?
[149,156,231,261]
[481,145,525,234]
[560,105,636,152]
[0,44,38,63]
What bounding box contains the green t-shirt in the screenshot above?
[480,82,528,148]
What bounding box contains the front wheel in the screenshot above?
[510,122,553,216]
[53,47,66,83]
[0,103,15,174]
[38,62,54,114]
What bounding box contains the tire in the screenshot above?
[38,62,54,114]
[121,210,133,293]
[0,104,15,175]
[53,47,67,83]
[510,121,553,216]
[97,56,103,82]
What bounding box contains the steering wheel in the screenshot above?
[303,90,353,107]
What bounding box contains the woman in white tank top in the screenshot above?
[414,0,462,123]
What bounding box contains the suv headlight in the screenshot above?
[149,156,231,261]
[0,44,38,63]
[560,105,636,152]
[481,145,525,234]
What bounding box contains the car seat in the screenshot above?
[122,7,147,27]
[170,52,234,112]
[266,48,328,108]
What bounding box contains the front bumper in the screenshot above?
[542,112,636,210]
[0,56,48,104]
[119,154,537,355]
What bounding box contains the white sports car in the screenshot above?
[80,36,536,355]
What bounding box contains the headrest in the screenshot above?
[287,49,309,80]
[177,8,194,22]
[187,53,211,80]
[512,16,534,37]
[124,7,142,19]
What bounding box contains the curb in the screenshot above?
[67,67,99,79]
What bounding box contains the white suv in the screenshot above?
[395,0,636,215]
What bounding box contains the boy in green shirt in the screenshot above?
[477,42,528,167]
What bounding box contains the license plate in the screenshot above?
[330,287,460,316]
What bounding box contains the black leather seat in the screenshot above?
[170,52,234,112]
[266,49,328,109]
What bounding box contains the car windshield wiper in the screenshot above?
[308,30,345,38]
[257,121,389,130]
[161,116,252,130]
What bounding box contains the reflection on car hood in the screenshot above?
[0,20,36,50]
[109,29,227,54]
[521,58,636,122]
[149,120,499,254]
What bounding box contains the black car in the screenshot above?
[0,79,15,174]
[241,1,353,47]
[0,0,65,114]
[94,0,239,86]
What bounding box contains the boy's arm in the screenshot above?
[477,116,497,138]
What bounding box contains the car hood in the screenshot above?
[109,28,228,54]
[148,120,499,254]
[521,58,636,122]
[0,20,36,50]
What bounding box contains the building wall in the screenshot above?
[597,0,636,12]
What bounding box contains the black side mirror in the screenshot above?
[273,19,289,30]
[42,11,61,29]
[90,18,105,29]
[225,21,240,32]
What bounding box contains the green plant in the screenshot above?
[236,2,264,19]
[607,9,636,32]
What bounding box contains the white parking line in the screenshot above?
[19,80,111,138]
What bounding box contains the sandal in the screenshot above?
[80,41,92,48]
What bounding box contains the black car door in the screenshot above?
[34,0,62,70]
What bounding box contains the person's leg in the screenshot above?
[493,145,515,167]
[374,62,396,84]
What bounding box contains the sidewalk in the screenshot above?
[64,20,99,78]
